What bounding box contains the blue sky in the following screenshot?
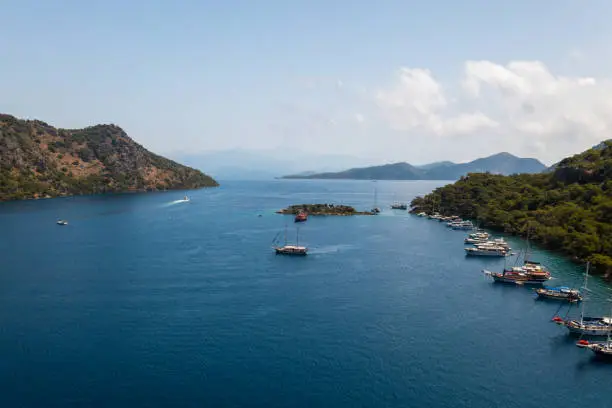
[1,0,611,165]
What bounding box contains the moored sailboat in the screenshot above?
[484,260,551,285]
[552,262,612,336]
[535,286,582,303]
[576,300,612,358]
[482,229,550,284]
[273,224,308,256]
[371,182,381,214]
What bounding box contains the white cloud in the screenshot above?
[376,67,497,136]
[375,60,612,162]
[354,113,364,123]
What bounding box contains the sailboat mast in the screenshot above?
[580,262,590,325]
[525,226,531,263]
[284,223,288,246]
[296,226,299,247]
[607,297,612,346]
[607,299,612,346]
[374,181,378,208]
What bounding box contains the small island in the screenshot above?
[276,203,374,216]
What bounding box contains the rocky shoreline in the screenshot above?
[276,203,374,216]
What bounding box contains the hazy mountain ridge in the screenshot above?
[174,149,374,180]
[282,152,546,180]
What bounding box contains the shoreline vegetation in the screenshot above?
[276,204,374,216]
[409,140,612,277]
[0,113,218,202]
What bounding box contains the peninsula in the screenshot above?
[0,114,218,201]
[410,140,612,277]
[276,204,374,216]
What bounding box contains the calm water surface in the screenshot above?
[0,180,611,407]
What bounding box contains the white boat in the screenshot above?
[183,196,190,201]
[465,245,508,257]
[465,237,484,244]
[57,220,68,226]
[476,239,511,250]
[417,212,427,217]
[468,232,490,240]
[452,221,474,230]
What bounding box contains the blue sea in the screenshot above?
[1,180,611,407]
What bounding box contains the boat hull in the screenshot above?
[275,248,308,256]
[536,293,581,302]
[492,276,547,285]
[484,271,549,285]
[465,251,507,257]
[566,324,612,337]
[535,288,581,302]
[591,346,612,358]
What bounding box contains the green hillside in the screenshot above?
[0,114,218,201]
[410,141,612,276]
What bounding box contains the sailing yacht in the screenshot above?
[576,300,612,358]
[482,231,550,285]
[552,262,612,336]
[535,286,582,302]
[273,224,308,256]
[390,194,407,210]
[370,182,381,214]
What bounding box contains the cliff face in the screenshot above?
[0,114,218,201]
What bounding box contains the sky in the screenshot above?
[1,0,612,166]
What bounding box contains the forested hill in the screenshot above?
[410,141,612,277]
[0,114,218,201]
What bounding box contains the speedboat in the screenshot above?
[57,220,68,226]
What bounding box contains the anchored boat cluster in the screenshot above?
[417,210,612,360]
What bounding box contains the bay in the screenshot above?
[0,180,610,407]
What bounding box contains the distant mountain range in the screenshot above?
[281,152,546,180]
[172,149,373,180]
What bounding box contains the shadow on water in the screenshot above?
[462,256,508,265]
[487,281,541,294]
[549,332,578,351]
[575,355,612,374]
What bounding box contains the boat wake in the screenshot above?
[162,199,190,207]
[308,244,353,255]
